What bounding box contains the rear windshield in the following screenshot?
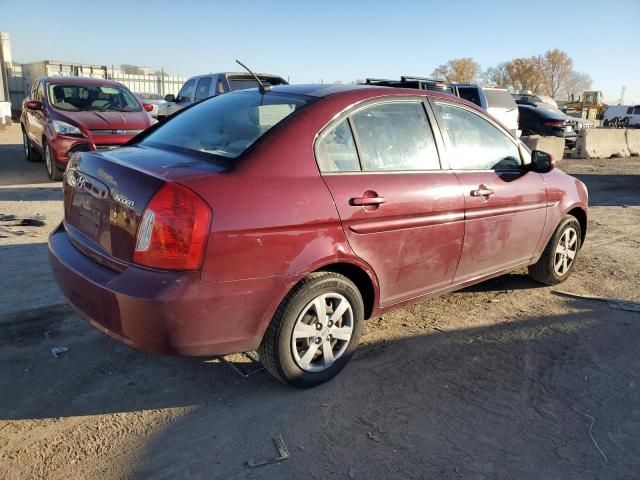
[457,87,482,107]
[228,77,286,92]
[48,84,141,112]
[484,89,517,109]
[140,91,312,160]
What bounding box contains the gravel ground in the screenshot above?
[1,124,640,479]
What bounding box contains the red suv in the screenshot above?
[49,85,588,387]
[21,77,155,181]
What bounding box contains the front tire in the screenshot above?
[529,215,582,285]
[22,129,41,162]
[258,272,364,388]
[45,142,63,181]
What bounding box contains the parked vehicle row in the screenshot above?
[48,83,589,387]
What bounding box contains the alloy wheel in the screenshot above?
[291,293,354,372]
[554,227,578,276]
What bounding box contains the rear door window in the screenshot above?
[349,101,440,171]
[435,103,521,171]
[194,77,213,102]
[316,120,360,172]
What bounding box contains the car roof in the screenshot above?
[267,83,464,101]
[41,76,124,87]
[187,72,286,80]
[244,83,482,116]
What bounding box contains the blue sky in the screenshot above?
[2,0,639,103]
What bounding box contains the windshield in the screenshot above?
[140,91,313,160]
[48,84,141,112]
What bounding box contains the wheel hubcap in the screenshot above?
[554,227,578,276]
[291,293,353,372]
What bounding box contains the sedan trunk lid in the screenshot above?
[63,145,224,268]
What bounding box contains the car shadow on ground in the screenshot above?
[0,186,62,202]
[571,173,640,206]
[0,142,52,187]
[2,295,639,478]
[461,272,544,293]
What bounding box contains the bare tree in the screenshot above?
[432,58,481,83]
[541,49,573,98]
[120,64,145,75]
[559,71,592,101]
[505,56,545,93]
[483,62,511,88]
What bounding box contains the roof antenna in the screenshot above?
[235,59,272,94]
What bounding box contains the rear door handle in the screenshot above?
[350,196,386,206]
[470,185,495,197]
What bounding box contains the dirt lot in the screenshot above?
[1,124,640,479]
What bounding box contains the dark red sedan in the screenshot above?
[21,77,155,181]
[49,84,588,387]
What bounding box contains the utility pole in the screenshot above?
[618,86,626,105]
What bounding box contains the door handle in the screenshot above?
[470,185,495,197]
[350,196,386,206]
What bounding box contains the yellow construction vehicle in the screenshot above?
[561,90,607,120]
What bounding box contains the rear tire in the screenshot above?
[45,142,63,181]
[258,272,364,388]
[22,128,41,162]
[529,215,582,286]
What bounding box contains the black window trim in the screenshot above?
[428,97,525,173]
[314,95,447,175]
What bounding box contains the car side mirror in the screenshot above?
[25,100,42,111]
[531,150,555,173]
[164,94,175,102]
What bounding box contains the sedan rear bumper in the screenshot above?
[48,223,287,356]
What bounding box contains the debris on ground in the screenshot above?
[246,435,290,468]
[50,346,69,358]
[553,290,640,313]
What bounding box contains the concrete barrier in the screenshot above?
[575,128,630,159]
[520,135,565,162]
[626,129,640,156]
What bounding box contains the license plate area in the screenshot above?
[66,171,112,252]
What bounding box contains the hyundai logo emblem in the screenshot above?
[113,129,125,135]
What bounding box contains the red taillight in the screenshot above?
[143,103,154,112]
[133,183,211,270]
[544,120,565,127]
